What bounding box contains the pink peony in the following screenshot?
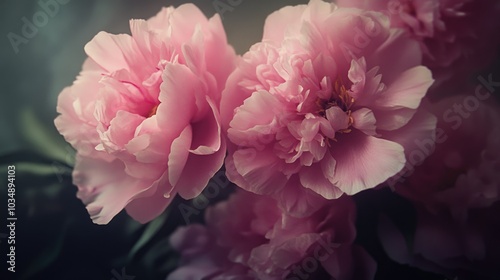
[335,0,500,95]
[220,0,435,217]
[392,94,500,222]
[169,189,376,280]
[55,4,236,224]
[167,224,252,280]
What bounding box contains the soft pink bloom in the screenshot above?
[169,190,376,280]
[220,0,435,216]
[392,94,500,222]
[167,224,252,280]
[335,0,500,95]
[55,4,236,224]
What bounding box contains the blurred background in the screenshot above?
[0,1,499,280]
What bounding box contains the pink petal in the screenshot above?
[232,148,287,195]
[168,125,192,187]
[229,90,284,133]
[84,31,143,74]
[373,107,418,131]
[325,106,350,132]
[276,176,328,218]
[182,27,206,76]
[332,132,406,194]
[125,173,175,224]
[54,66,111,161]
[175,141,226,199]
[126,131,169,164]
[73,155,154,224]
[164,3,210,45]
[351,108,377,136]
[263,4,308,42]
[366,29,423,84]
[129,19,160,67]
[157,63,198,135]
[375,66,434,110]
[103,110,145,148]
[189,97,222,155]
[300,162,343,199]
[220,65,252,131]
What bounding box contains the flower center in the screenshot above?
[319,80,353,112]
[316,80,355,134]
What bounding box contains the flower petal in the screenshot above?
[352,108,377,136]
[376,66,434,110]
[73,155,154,224]
[232,148,287,195]
[168,125,192,187]
[175,141,226,199]
[332,132,406,194]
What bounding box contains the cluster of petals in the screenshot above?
[221,0,436,217]
[169,190,376,280]
[55,4,236,224]
[51,0,500,279]
[335,0,500,94]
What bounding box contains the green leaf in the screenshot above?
[128,209,170,261]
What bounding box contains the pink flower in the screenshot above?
[392,94,500,222]
[167,224,252,280]
[335,0,500,95]
[55,4,236,224]
[220,0,435,216]
[169,190,376,280]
